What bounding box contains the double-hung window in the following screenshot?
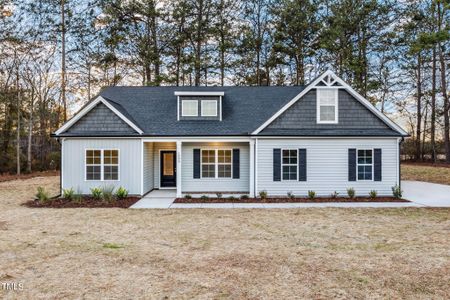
[201,149,232,178]
[86,149,119,181]
[282,149,297,180]
[317,89,338,123]
[182,100,198,116]
[357,149,373,180]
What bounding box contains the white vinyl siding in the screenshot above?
[143,142,154,193]
[182,142,249,193]
[317,89,338,123]
[62,138,142,194]
[201,100,217,116]
[256,138,398,197]
[182,100,198,116]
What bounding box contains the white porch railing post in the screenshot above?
[249,139,255,197]
[176,141,182,197]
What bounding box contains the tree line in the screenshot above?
[0,0,448,174]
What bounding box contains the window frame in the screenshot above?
[356,148,374,181]
[201,99,218,117]
[200,149,233,179]
[316,88,338,124]
[181,99,199,117]
[281,148,298,181]
[85,149,120,181]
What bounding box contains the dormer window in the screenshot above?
[176,91,224,121]
[182,100,198,117]
[317,89,338,124]
[201,100,217,117]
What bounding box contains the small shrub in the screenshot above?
[91,187,102,200]
[115,187,128,199]
[331,191,339,199]
[103,243,124,249]
[36,186,49,202]
[63,188,75,200]
[307,190,316,200]
[369,190,377,199]
[259,190,268,199]
[347,188,355,199]
[216,192,223,199]
[101,185,115,202]
[73,188,83,203]
[392,185,402,199]
[228,196,236,201]
[185,194,192,199]
[287,191,295,199]
[240,195,249,199]
[200,195,209,200]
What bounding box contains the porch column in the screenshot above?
[176,141,182,197]
[249,139,255,197]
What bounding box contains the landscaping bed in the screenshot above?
[23,196,141,208]
[174,197,410,203]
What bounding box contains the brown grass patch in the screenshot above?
[0,176,449,299]
[0,170,59,182]
[402,163,450,185]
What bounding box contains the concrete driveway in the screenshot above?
[403,181,450,207]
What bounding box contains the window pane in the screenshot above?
[202,164,215,178]
[358,165,372,180]
[201,100,217,116]
[182,100,198,116]
[202,150,215,163]
[319,90,336,105]
[104,166,118,180]
[86,166,101,180]
[218,165,231,178]
[320,106,335,121]
[218,150,231,163]
[86,150,101,164]
[282,165,297,180]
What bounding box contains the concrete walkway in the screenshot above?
[403,180,450,207]
[130,181,450,209]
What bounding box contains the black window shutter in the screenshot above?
[232,149,240,179]
[348,148,356,181]
[374,148,382,181]
[298,149,307,181]
[273,148,281,181]
[193,149,200,179]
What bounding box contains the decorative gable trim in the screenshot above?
[252,70,408,136]
[54,96,144,135]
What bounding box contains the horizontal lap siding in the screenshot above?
[143,142,154,193]
[182,142,249,193]
[257,138,398,196]
[62,138,142,194]
[153,142,176,188]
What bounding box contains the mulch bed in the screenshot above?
[22,196,141,208]
[0,170,60,183]
[174,197,410,203]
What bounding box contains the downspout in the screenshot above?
[399,137,404,190]
[57,137,62,197]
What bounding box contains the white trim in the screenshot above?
[249,140,255,197]
[140,139,144,195]
[280,148,298,181]
[316,88,338,124]
[84,148,120,182]
[181,99,199,117]
[174,91,224,96]
[176,141,182,197]
[61,138,65,194]
[177,96,180,121]
[219,96,223,121]
[255,138,258,195]
[55,96,143,135]
[201,99,218,117]
[251,70,408,135]
[356,148,374,182]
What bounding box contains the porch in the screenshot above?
[141,139,255,197]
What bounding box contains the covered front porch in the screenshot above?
[141,138,255,197]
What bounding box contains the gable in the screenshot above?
[262,89,391,132]
[66,102,138,134]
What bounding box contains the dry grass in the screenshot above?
[1,177,449,299]
[402,163,450,185]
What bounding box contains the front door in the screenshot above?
[160,151,176,188]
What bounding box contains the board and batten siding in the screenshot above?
[143,142,154,194]
[256,138,399,196]
[62,138,142,194]
[181,142,250,193]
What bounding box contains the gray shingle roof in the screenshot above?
[98,86,305,136]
